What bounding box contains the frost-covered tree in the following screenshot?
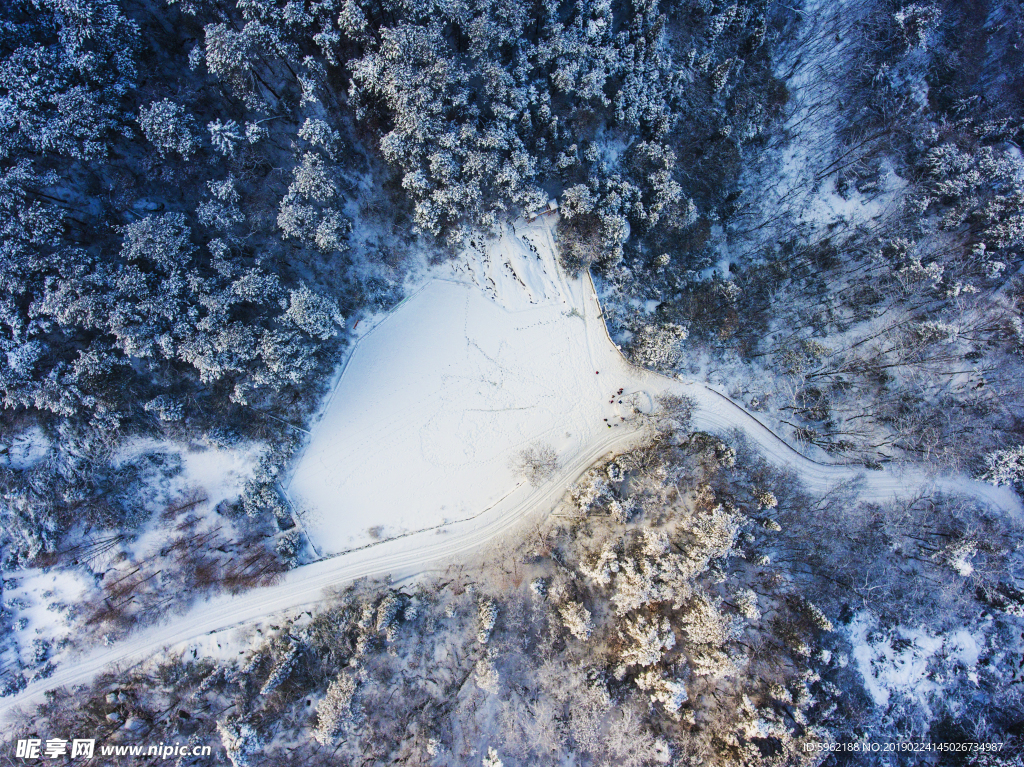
[634,669,688,718]
[282,285,345,341]
[144,395,184,422]
[618,615,675,669]
[278,153,352,253]
[259,642,298,695]
[197,176,246,235]
[982,446,1024,487]
[0,0,138,160]
[208,119,243,156]
[629,322,689,369]
[312,673,357,745]
[298,118,340,157]
[477,597,498,643]
[510,444,559,486]
[558,601,594,641]
[570,469,609,512]
[679,593,740,677]
[204,21,283,107]
[475,656,500,693]
[139,100,200,158]
[216,718,263,767]
[376,591,404,641]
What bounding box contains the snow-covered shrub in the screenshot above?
[482,747,503,767]
[893,3,939,49]
[655,393,696,432]
[796,598,833,632]
[138,99,200,158]
[578,542,619,586]
[686,433,737,470]
[937,537,979,577]
[735,588,760,621]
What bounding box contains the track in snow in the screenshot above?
[2,217,1019,721]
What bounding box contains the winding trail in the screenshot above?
[1,219,1019,722]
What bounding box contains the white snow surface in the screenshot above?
[0,426,50,470]
[1,217,1020,720]
[288,218,651,555]
[848,612,987,710]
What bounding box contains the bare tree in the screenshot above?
[511,444,560,487]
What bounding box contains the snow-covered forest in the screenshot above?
[2,0,1024,763]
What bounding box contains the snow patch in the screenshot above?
[112,438,264,511]
[0,427,50,469]
[848,612,984,710]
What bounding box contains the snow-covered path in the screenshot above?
[1,217,1019,721]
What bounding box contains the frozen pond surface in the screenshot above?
[287,219,647,555]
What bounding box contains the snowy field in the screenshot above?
[287,217,654,555]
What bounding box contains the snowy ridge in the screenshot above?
[2,220,1020,720]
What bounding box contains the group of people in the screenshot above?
[602,387,628,428]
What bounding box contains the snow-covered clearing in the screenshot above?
[112,437,266,515]
[287,217,653,555]
[1,439,266,688]
[1,216,1020,720]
